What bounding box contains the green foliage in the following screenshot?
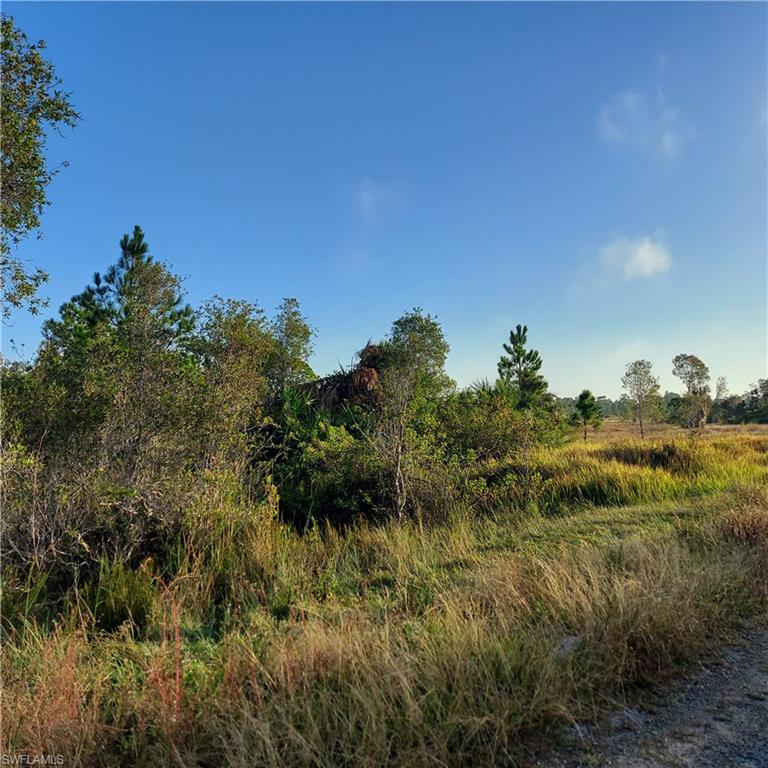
[23,226,200,468]
[370,309,454,519]
[709,380,768,425]
[572,389,601,441]
[266,297,315,395]
[77,558,158,637]
[497,324,548,408]
[0,566,50,632]
[672,353,712,430]
[440,380,525,460]
[1,15,80,317]
[378,307,454,423]
[743,381,768,422]
[672,353,711,396]
[194,297,274,467]
[5,223,766,687]
[1,228,282,604]
[270,388,382,527]
[560,394,632,420]
[621,359,662,439]
[386,307,451,383]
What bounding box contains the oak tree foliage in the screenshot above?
[1,15,80,317]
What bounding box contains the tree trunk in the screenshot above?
[583,421,587,442]
[394,426,406,521]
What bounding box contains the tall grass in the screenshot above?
[536,435,768,511]
[2,437,768,766]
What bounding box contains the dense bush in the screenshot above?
[268,391,384,528]
[439,381,527,460]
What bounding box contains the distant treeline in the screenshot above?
[557,382,768,426]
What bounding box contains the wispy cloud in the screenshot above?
[356,178,384,222]
[597,91,692,159]
[601,235,672,280]
[334,247,370,273]
[354,177,409,223]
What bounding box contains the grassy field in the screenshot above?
[3,430,768,766]
[577,417,768,442]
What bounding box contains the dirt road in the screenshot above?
[544,626,768,768]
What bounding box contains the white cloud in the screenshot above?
[601,236,672,280]
[597,91,692,159]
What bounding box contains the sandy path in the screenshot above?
[542,626,768,768]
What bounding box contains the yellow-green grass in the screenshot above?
[2,436,768,766]
[581,418,768,442]
[541,434,768,507]
[469,434,768,517]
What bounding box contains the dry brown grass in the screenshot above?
[590,418,768,443]
[3,487,768,766]
[717,487,768,546]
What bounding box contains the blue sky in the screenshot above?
[4,2,766,397]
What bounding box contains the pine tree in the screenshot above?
[497,324,548,408]
[574,389,601,441]
[40,226,198,470]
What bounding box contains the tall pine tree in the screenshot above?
[497,324,548,408]
[40,227,199,472]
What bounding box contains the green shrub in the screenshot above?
[77,558,158,636]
